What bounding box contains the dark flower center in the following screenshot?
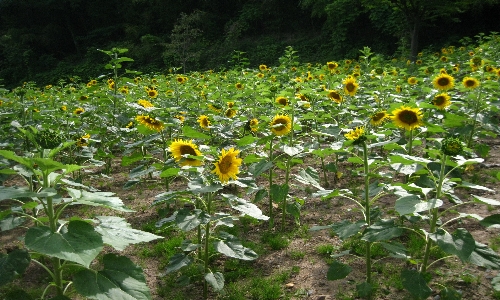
[437,77,450,86]
[399,110,418,124]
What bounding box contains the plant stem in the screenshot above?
[203,192,212,300]
[467,85,484,147]
[421,153,447,273]
[362,141,372,293]
[281,156,292,232]
[268,137,274,229]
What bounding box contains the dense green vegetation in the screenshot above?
[0,0,499,88]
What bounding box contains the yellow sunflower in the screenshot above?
[432,93,452,110]
[225,108,237,118]
[169,139,203,167]
[407,77,418,85]
[76,133,91,147]
[73,107,85,115]
[370,111,389,126]
[270,114,292,136]
[328,90,343,103]
[174,115,185,123]
[391,106,423,131]
[343,76,359,96]
[248,118,259,132]
[462,77,480,89]
[235,83,244,90]
[395,85,402,93]
[136,115,165,131]
[198,115,211,130]
[147,89,159,98]
[276,96,289,106]
[327,61,339,71]
[79,95,89,101]
[138,99,154,108]
[227,102,235,108]
[60,105,67,111]
[208,104,222,113]
[259,64,268,71]
[212,148,242,184]
[256,73,265,79]
[432,73,455,90]
[344,126,366,143]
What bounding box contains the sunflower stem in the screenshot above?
[281,156,292,232]
[467,79,484,148]
[362,141,372,296]
[268,137,274,229]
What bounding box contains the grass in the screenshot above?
[261,232,290,250]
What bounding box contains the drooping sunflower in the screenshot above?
[212,148,242,184]
[370,111,389,126]
[407,77,418,85]
[391,106,423,131]
[432,73,455,90]
[344,126,366,144]
[462,77,480,89]
[343,76,359,96]
[225,108,237,118]
[208,104,222,113]
[270,114,292,136]
[276,96,289,106]
[138,99,154,108]
[248,118,259,132]
[395,85,402,93]
[147,89,159,98]
[328,90,343,103]
[76,133,91,147]
[198,115,211,130]
[432,93,452,110]
[136,115,165,131]
[73,107,85,115]
[169,139,203,167]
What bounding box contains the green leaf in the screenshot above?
[270,184,289,202]
[121,152,144,167]
[326,260,352,280]
[440,286,462,300]
[25,221,103,267]
[222,194,269,220]
[94,216,163,251]
[395,195,443,216]
[67,188,134,212]
[356,282,373,298]
[73,253,151,300]
[467,242,500,269]
[175,209,211,232]
[214,231,258,260]
[151,190,192,207]
[248,160,273,177]
[294,167,323,190]
[347,156,363,164]
[3,290,34,300]
[0,214,26,231]
[205,272,224,291]
[492,272,500,292]
[165,253,193,274]
[472,195,500,206]
[0,150,34,170]
[429,228,475,262]
[379,241,408,259]
[0,186,57,201]
[281,145,303,156]
[129,165,156,179]
[160,168,180,178]
[237,135,256,146]
[362,219,403,242]
[480,214,500,228]
[390,163,421,175]
[0,249,31,286]
[401,269,432,299]
[187,178,222,194]
[182,125,210,140]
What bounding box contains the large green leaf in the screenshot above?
[182,125,210,140]
[214,231,258,260]
[379,241,408,259]
[362,219,403,242]
[310,220,365,240]
[480,214,500,228]
[429,228,475,262]
[187,178,222,194]
[205,271,224,291]
[395,195,443,216]
[294,167,323,190]
[175,208,211,232]
[270,183,289,203]
[390,163,422,175]
[222,194,269,220]
[492,272,500,292]
[466,242,500,269]
[326,260,352,280]
[0,214,26,231]
[73,254,151,300]
[67,188,134,212]
[0,186,57,201]
[0,249,31,286]
[472,195,500,206]
[25,221,103,267]
[248,160,273,177]
[401,269,432,299]
[0,150,34,169]
[440,287,462,300]
[94,216,163,251]
[165,253,194,274]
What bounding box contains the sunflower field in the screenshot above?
[2,33,500,300]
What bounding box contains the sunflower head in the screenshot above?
[259,64,268,71]
[235,83,244,90]
[169,139,203,167]
[327,61,339,70]
[441,137,464,156]
[344,126,366,145]
[246,118,259,132]
[225,108,237,118]
[270,114,292,136]
[79,95,89,101]
[212,147,242,184]
[276,96,289,106]
[407,77,418,85]
[370,111,389,126]
[138,99,154,108]
[391,106,423,131]
[432,93,451,110]
[73,107,85,115]
[328,90,343,103]
[136,115,164,131]
[60,105,67,111]
[147,89,159,98]
[343,77,359,96]
[471,56,483,67]
[198,115,211,130]
[432,74,455,90]
[462,77,480,89]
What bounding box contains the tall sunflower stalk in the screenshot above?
[268,136,275,229]
[464,75,484,147]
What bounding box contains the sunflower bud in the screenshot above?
[441,137,463,156]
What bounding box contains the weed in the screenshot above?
[289,250,305,260]
[316,244,335,256]
[261,232,290,250]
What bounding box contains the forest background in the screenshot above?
[1,0,500,89]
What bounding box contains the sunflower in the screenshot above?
[270,114,292,136]
[343,77,359,96]
[395,85,402,93]
[125,121,134,128]
[416,60,423,65]
[391,106,423,131]
[176,76,185,83]
[120,86,129,94]
[108,82,115,90]
[60,105,67,111]
[462,77,480,89]
[328,90,343,103]
[259,64,268,71]
[441,137,464,156]
[225,108,237,118]
[227,101,235,108]
[370,111,389,126]
[135,115,164,131]
[432,73,455,90]
[327,61,339,71]
[235,83,244,90]
[86,82,93,88]
[76,133,91,147]
[212,148,242,184]
[407,77,418,85]
[246,118,259,133]
[79,95,88,101]
[73,107,85,115]
[440,56,448,62]
[345,59,352,65]
[174,115,185,123]
[169,139,203,167]
[256,73,265,79]
[138,99,154,108]
[198,115,211,130]
[276,96,289,106]
[147,89,159,98]
[344,126,366,144]
[432,93,452,110]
